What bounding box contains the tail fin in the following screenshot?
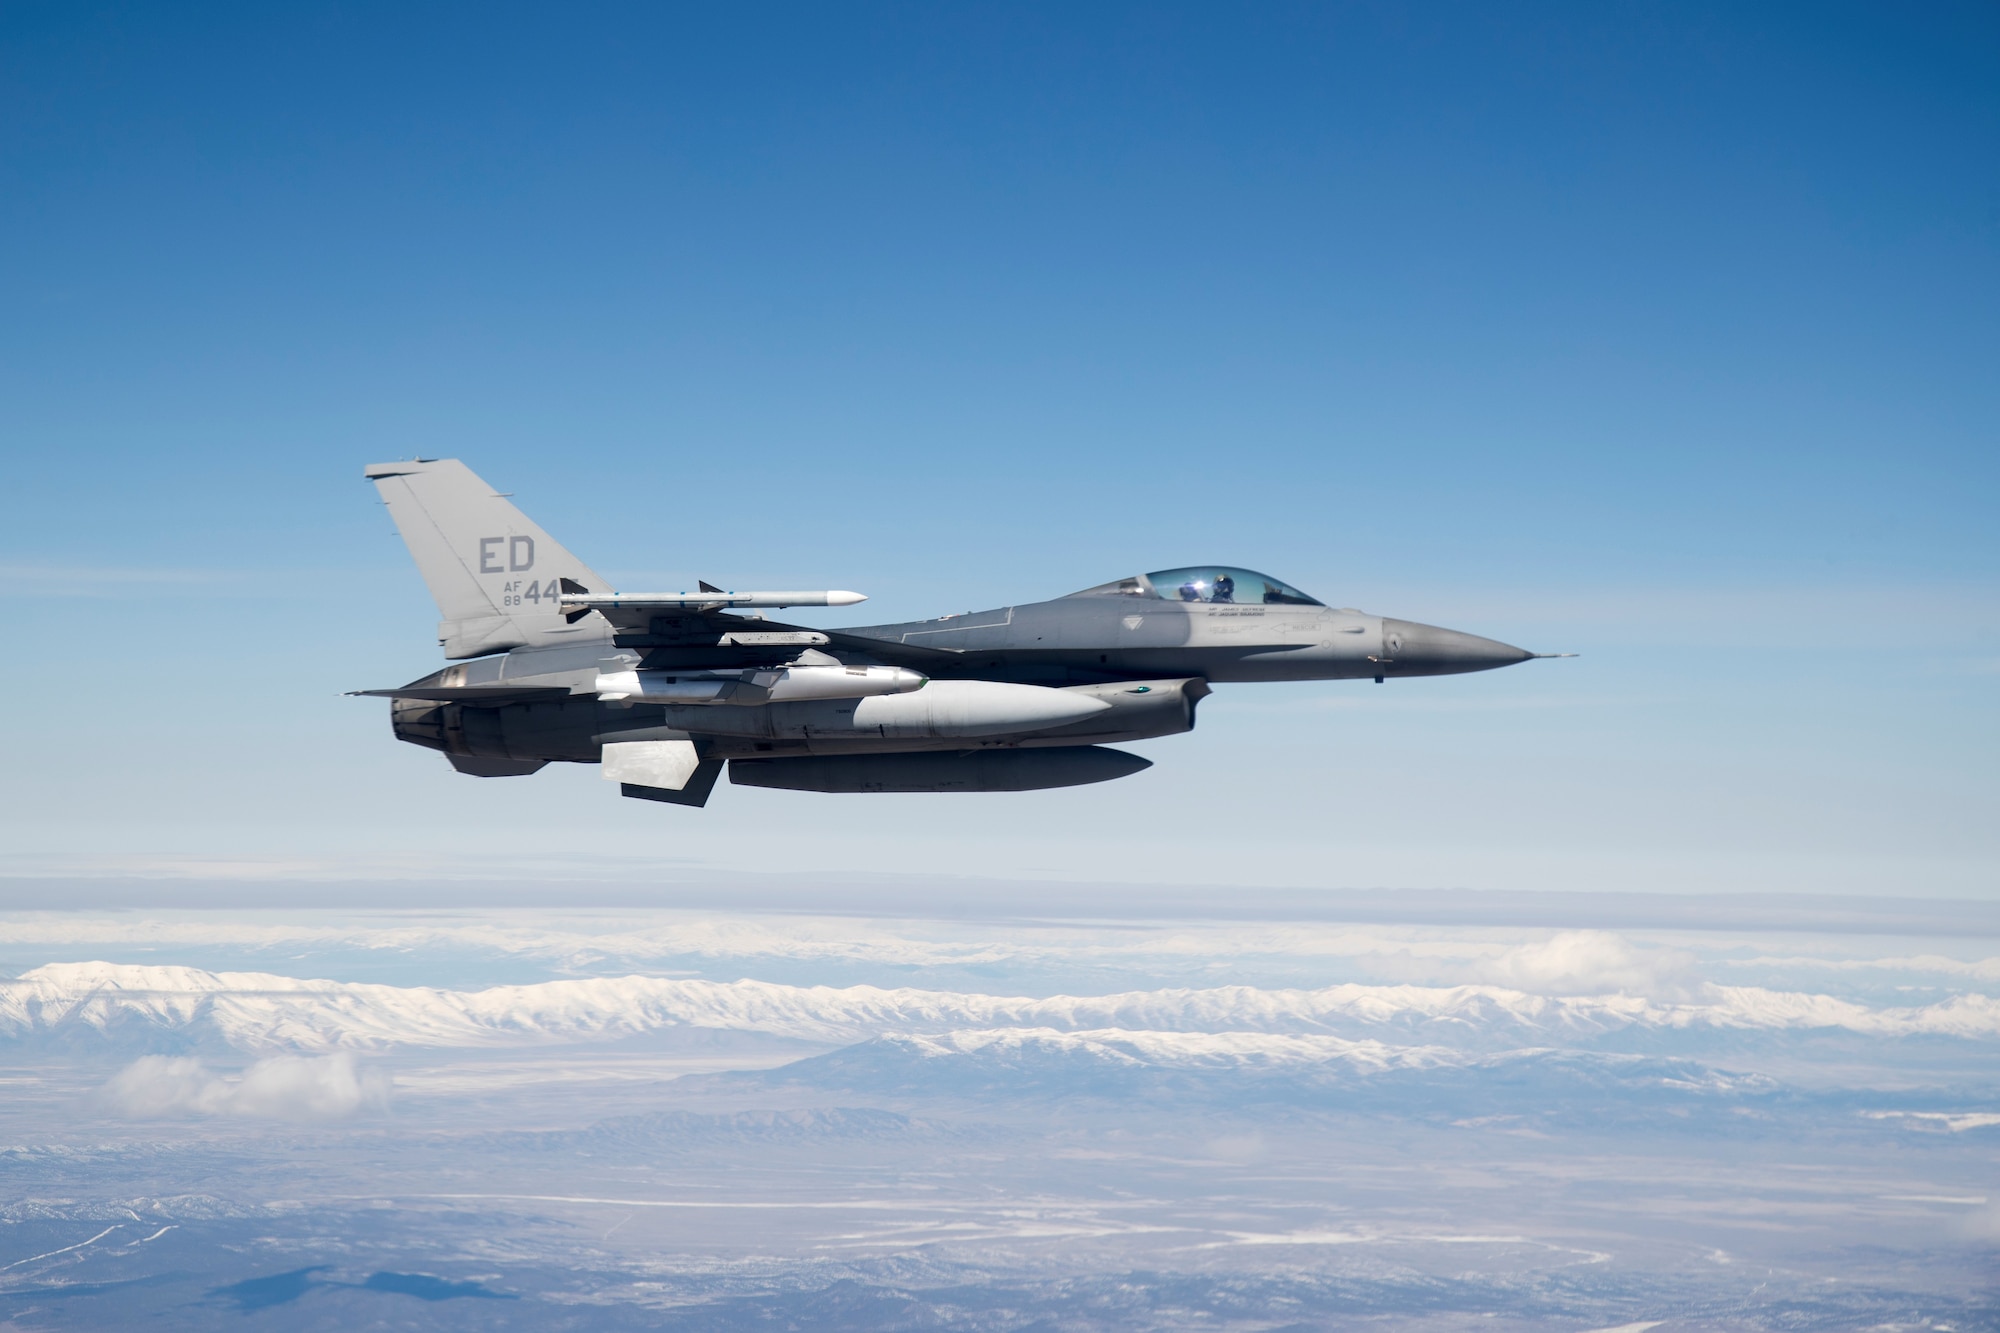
[365,459,611,659]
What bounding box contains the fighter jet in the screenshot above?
[358,460,1562,806]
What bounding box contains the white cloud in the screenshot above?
[0,912,1703,986]
[1340,929,1704,996]
[1476,931,1701,997]
[1862,1110,2000,1133]
[1726,953,2000,982]
[97,1053,389,1120]
[0,909,1478,974]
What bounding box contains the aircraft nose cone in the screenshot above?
[1381,618,1534,676]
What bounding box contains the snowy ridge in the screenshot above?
[872,1027,1460,1070]
[3,962,1997,1054]
[729,1029,1787,1107]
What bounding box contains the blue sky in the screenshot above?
[1,2,1994,894]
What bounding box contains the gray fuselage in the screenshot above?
[387,585,1531,772]
[841,592,1529,686]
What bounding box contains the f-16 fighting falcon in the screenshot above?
[358,460,1566,806]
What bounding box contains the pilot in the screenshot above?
[1178,580,1203,602]
[1211,574,1234,603]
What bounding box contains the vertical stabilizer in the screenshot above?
[365,459,611,658]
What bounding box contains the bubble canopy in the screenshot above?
[1066,567,1323,606]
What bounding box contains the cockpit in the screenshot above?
[1066,567,1323,606]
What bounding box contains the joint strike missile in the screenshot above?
[595,664,927,705]
[642,679,1111,740]
[820,680,1108,738]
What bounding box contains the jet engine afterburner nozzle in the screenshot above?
[389,696,449,751]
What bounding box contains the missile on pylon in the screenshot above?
[595,664,927,705]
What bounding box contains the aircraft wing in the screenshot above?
[570,602,963,669]
[556,579,963,668]
[815,626,967,667]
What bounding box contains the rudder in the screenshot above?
[365,459,611,658]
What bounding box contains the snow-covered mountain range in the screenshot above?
[713,1027,1793,1116]
[3,961,1994,1056]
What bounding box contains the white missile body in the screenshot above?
[565,589,868,612]
[595,664,926,705]
[787,680,1110,739]
[631,679,1112,741]
[767,665,928,702]
[600,668,1120,740]
[596,672,734,704]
